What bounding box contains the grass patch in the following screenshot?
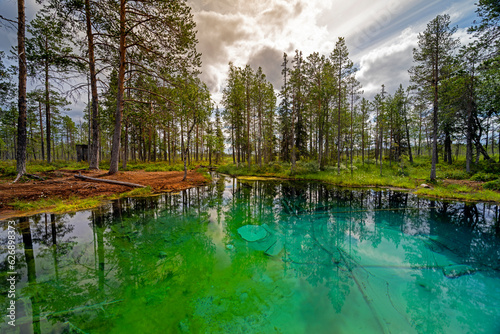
[470,172,498,182]
[196,167,212,182]
[414,186,500,203]
[296,171,417,189]
[216,156,500,203]
[10,196,102,213]
[10,198,63,211]
[110,186,154,199]
[0,160,94,178]
[484,179,500,191]
[9,187,155,214]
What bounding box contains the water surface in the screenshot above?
[1,176,500,333]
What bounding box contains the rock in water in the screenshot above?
[442,264,476,278]
[265,239,284,257]
[238,225,268,242]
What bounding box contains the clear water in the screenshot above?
[1,175,500,333]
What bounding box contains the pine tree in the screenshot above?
[409,14,459,180]
[15,0,27,182]
[214,107,224,164]
[108,0,201,174]
[26,9,80,163]
[330,38,354,174]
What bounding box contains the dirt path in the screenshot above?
[0,169,208,213]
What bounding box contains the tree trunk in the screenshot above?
[350,92,354,175]
[445,130,452,164]
[466,103,473,172]
[168,121,171,164]
[85,0,100,170]
[430,81,438,180]
[38,101,44,161]
[15,0,27,182]
[291,104,296,175]
[337,68,342,175]
[491,126,495,156]
[325,108,330,168]
[403,99,413,163]
[380,124,383,176]
[246,77,251,168]
[361,112,365,166]
[45,41,51,164]
[258,95,263,168]
[108,0,126,175]
[183,121,196,181]
[195,123,199,162]
[231,122,235,164]
[122,118,128,169]
[75,174,145,188]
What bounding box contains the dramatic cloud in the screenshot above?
[193,0,310,97]
[356,29,418,98]
[190,0,477,104]
[0,0,479,118]
[247,46,284,90]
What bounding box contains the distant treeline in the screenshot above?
[1,0,498,180]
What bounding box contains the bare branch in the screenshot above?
[0,15,18,26]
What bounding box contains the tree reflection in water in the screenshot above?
[1,176,499,333]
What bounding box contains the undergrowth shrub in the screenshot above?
[470,172,498,182]
[294,161,319,174]
[442,170,471,180]
[268,161,283,173]
[483,179,500,191]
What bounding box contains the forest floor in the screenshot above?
[0,169,209,220]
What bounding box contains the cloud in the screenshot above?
[195,11,250,66]
[247,46,284,89]
[356,29,418,98]
[192,0,311,100]
[257,1,305,34]
[7,0,479,120]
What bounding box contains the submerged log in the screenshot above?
[74,173,146,188]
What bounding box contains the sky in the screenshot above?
[189,0,478,104]
[0,0,480,121]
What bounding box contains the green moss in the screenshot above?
[196,168,212,181]
[470,172,498,182]
[237,176,283,181]
[414,187,500,203]
[484,179,500,191]
[9,187,155,214]
[10,198,63,211]
[215,157,500,203]
[112,186,154,199]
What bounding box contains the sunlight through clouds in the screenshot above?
[189,0,477,103]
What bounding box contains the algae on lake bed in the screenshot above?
[1,176,500,333]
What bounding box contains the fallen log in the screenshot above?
[26,173,45,180]
[74,174,146,188]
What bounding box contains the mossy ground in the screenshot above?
[0,160,211,218]
[9,186,155,214]
[1,156,499,218]
[217,156,500,203]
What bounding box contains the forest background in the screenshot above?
[0,0,499,210]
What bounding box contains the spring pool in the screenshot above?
[1,176,500,333]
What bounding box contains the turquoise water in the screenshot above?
[1,176,500,333]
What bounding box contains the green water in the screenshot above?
[1,176,500,333]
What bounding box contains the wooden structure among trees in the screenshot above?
[76,144,88,162]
